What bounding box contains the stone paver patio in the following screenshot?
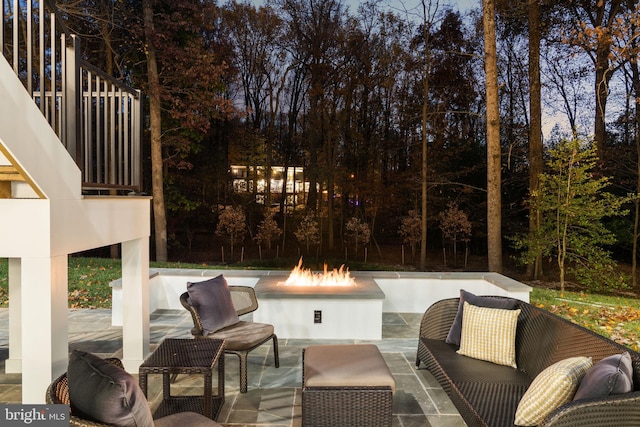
[0,308,466,427]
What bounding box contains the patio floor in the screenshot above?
[0,308,467,427]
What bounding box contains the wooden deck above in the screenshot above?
[0,165,25,182]
[0,165,25,198]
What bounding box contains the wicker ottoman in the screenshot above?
[302,344,395,427]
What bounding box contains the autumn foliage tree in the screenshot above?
[345,217,371,261]
[438,203,471,267]
[215,206,247,261]
[563,0,631,155]
[255,210,282,255]
[137,0,236,261]
[294,213,321,255]
[399,210,422,263]
[49,0,640,271]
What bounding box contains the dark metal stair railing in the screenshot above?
[1,0,142,193]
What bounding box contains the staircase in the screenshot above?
[1,0,151,404]
[1,0,142,198]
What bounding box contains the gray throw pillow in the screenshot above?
[67,350,154,427]
[445,289,518,346]
[187,275,240,335]
[573,352,634,400]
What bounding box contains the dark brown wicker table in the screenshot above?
[139,338,225,420]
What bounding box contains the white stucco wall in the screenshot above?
[0,57,80,200]
[111,269,532,326]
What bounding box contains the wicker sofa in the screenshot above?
[416,296,640,427]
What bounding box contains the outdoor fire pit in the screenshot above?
[253,261,385,340]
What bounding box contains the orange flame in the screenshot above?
[282,258,356,287]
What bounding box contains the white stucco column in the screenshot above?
[120,237,150,371]
[6,258,22,373]
[20,255,68,403]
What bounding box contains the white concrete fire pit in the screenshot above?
[252,273,385,340]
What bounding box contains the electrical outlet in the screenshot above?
[314,310,322,323]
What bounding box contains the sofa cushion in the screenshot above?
[446,289,518,345]
[67,350,154,427]
[421,338,532,385]
[457,302,521,368]
[573,352,633,400]
[515,356,592,426]
[420,337,532,427]
[187,275,239,335]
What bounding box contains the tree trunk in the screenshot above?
[527,0,543,279]
[143,0,168,261]
[483,0,503,273]
[594,45,612,155]
[559,214,569,293]
[593,0,623,155]
[631,60,640,289]
[327,167,335,254]
[419,0,432,271]
[420,86,428,270]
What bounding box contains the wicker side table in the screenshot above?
[139,338,225,420]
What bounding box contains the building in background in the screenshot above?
[231,165,312,210]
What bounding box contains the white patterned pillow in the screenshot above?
[457,302,521,368]
[515,357,593,426]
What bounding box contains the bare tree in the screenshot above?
[542,46,590,138]
[224,3,287,207]
[564,0,627,154]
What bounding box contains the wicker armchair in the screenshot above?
[180,286,279,393]
[46,358,223,427]
[46,358,120,426]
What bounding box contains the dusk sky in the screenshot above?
[250,0,481,15]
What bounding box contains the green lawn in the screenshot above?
[529,288,640,351]
[0,257,212,309]
[1,257,639,351]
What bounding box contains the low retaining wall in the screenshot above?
[110,269,532,327]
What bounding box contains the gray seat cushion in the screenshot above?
[422,338,532,385]
[421,338,531,427]
[207,320,274,350]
